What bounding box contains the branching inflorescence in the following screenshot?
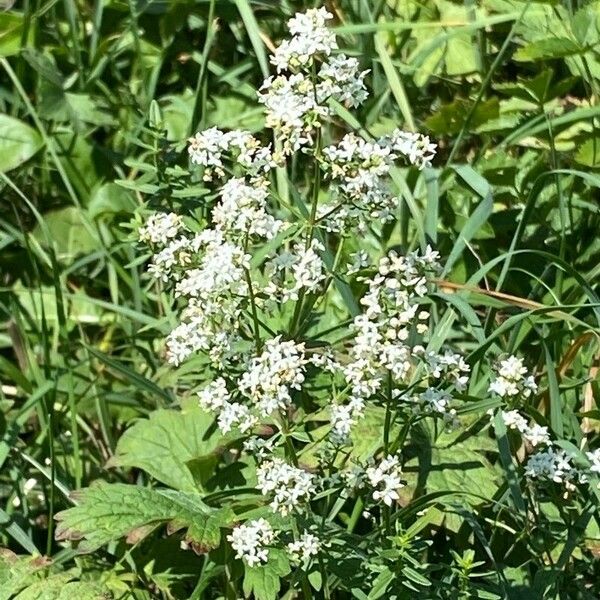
[137,7,599,584]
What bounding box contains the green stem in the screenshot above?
[304,126,322,250]
[383,372,393,454]
[347,496,364,533]
[244,267,262,352]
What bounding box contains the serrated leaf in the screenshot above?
[55,482,234,553]
[242,548,290,600]
[0,551,106,600]
[14,576,107,600]
[0,115,43,173]
[109,398,234,491]
[0,550,51,600]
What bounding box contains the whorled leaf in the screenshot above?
[55,482,235,554]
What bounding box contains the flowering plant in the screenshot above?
[55,8,600,599]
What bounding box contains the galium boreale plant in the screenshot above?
[55,8,600,599]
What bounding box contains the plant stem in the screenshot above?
[244,267,262,352]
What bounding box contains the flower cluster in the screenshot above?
[214,178,283,240]
[239,337,308,416]
[265,239,327,302]
[198,378,257,433]
[329,247,455,441]
[138,212,183,245]
[524,448,586,492]
[365,454,405,506]
[287,532,321,564]
[187,128,274,181]
[227,518,275,567]
[320,131,436,231]
[500,409,550,447]
[259,8,369,157]
[488,356,537,399]
[271,8,336,72]
[256,458,315,515]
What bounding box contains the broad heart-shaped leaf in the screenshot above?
[0,115,43,173]
[242,549,290,600]
[55,482,235,554]
[403,428,501,531]
[109,398,234,491]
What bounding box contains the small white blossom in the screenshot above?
[256,458,315,515]
[228,518,275,567]
[330,397,365,442]
[243,436,276,462]
[366,454,405,506]
[525,447,584,491]
[213,178,283,239]
[188,128,274,181]
[287,532,321,563]
[498,409,551,447]
[271,8,336,72]
[489,356,537,399]
[317,54,369,107]
[139,212,184,246]
[587,449,600,474]
[239,337,307,416]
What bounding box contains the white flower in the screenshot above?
[243,436,276,462]
[287,532,321,563]
[267,239,326,302]
[525,447,583,491]
[498,409,551,447]
[366,454,405,506]
[213,178,283,239]
[139,212,184,246]
[256,458,315,515]
[347,250,370,275]
[587,448,600,474]
[501,409,529,432]
[198,378,257,433]
[524,424,551,447]
[330,397,365,442]
[239,337,307,416]
[271,8,336,72]
[198,377,230,412]
[384,130,437,169]
[423,350,470,391]
[317,54,369,107]
[188,128,274,181]
[258,73,327,156]
[228,518,275,567]
[489,356,537,399]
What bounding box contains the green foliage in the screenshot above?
[107,398,233,491]
[0,0,599,599]
[55,482,234,553]
[0,115,43,173]
[0,550,109,599]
